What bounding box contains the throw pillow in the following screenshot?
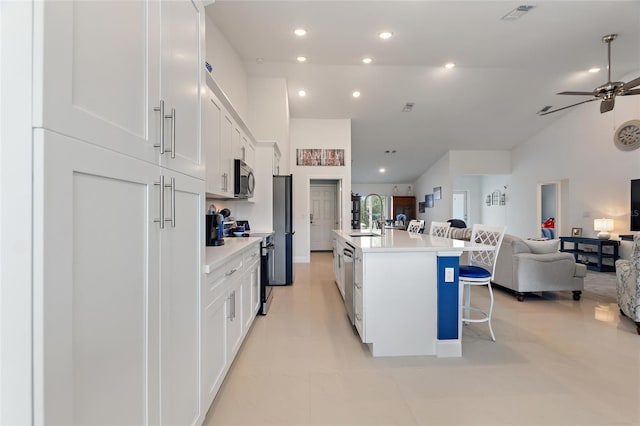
[523,239,560,254]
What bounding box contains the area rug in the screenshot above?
[582,271,617,302]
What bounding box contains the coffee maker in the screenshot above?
[205,205,225,246]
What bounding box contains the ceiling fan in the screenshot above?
[539,34,640,116]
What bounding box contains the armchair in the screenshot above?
[493,234,586,301]
[615,234,640,334]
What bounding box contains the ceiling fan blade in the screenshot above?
[621,76,640,91]
[557,91,594,96]
[600,98,615,113]
[537,98,599,116]
[620,88,640,96]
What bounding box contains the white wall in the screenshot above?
[290,119,351,263]
[247,78,291,174]
[414,152,452,224]
[204,13,248,120]
[506,86,640,240]
[351,183,414,197]
[480,175,510,227]
[453,175,482,226]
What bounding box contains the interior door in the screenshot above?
[452,191,468,223]
[310,184,337,251]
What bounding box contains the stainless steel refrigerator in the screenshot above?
[272,175,295,285]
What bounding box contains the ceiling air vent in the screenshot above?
[501,5,535,21]
[402,102,415,112]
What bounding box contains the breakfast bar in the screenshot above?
[333,229,494,358]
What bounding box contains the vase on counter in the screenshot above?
[407,185,413,196]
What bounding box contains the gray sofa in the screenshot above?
[493,234,587,301]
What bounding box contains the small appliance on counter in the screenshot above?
[205,204,233,246]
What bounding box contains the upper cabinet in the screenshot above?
[204,74,257,198]
[34,0,205,180]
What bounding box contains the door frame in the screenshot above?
[309,181,339,251]
[536,179,568,238]
[452,190,469,224]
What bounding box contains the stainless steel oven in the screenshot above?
[259,233,275,315]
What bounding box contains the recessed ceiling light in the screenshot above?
[588,67,601,73]
[294,28,307,36]
[296,56,307,63]
[298,90,307,97]
[444,62,455,69]
[352,91,361,98]
[362,57,373,64]
[379,168,386,173]
[378,31,393,40]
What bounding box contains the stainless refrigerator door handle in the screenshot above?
[153,100,165,154]
[154,175,165,229]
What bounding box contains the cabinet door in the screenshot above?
[232,127,243,161]
[202,292,227,411]
[204,91,223,195]
[227,277,243,360]
[159,0,205,179]
[220,113,234,197]
[159,171,203,426]
[251,261,261,314]
[33,130,160,425]
[35,0,159,164]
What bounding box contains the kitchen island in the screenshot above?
[333,229,494,358]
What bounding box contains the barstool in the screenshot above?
[460,224,506,341]
[429,221,451,238]
[406,220,422,233]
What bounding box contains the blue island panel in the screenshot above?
[437,256,459,340]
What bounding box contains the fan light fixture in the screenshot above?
[594,218,613,239]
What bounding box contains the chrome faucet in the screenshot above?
[364,193,385,235]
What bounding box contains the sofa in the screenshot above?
[615,233,640,334]
[450,229,586,301]
[493,234,586,301]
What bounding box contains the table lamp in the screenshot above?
[594,218,613,240]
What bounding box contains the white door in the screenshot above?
[159,171,203,426]
[33,130,161,425]
[159,0,204,178]
[36,0,159,165]
[452,191,468,223]
[310,184,337,251]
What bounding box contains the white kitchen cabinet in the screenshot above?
[159,170,202,426]
[242,246,261,330]
[202,291,228,410]
[205,90,233,197]
[201,254,242,411]
[33,130,204,425]
[226,275,243,360]
[35,0,205,179]
[354,248,365,338]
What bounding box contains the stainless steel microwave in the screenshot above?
[234,159,255,199]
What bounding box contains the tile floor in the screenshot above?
[204,252,640,426]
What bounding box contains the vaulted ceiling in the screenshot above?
[207,1,640,183]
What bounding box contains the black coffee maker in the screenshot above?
[205,205,225,246]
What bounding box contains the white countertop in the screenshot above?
[334,229,494,253]
[204,237,261,274]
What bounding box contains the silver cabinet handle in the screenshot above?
[167,108,176,159]
[230,290,236,320]
[154,175,165,229]
[228,294,233,320]
[225,268,238,277]
[221,173,225,191]
[168,177,175,228]
[153,100,165,154]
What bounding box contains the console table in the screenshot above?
[559,237,619,272]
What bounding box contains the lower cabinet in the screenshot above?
[33,129,204,425]
[202,242,261,413]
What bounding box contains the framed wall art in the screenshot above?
[433,186,442,200]
[425,194,434,208]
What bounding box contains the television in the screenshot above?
[632,179,640,231]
